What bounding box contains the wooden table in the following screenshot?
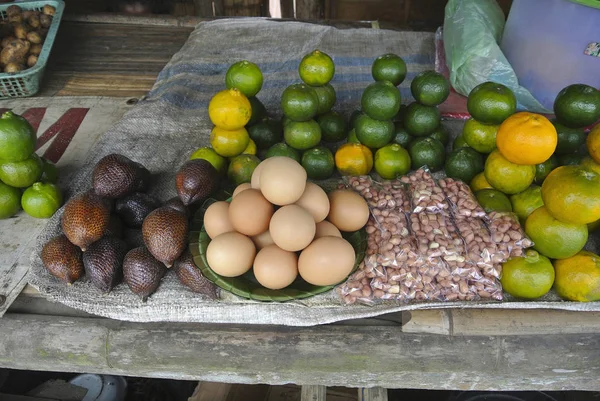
[2,15,600,398]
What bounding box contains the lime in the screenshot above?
[301,146,335,180]
[453,134,471,150]
[428,124,449,146]
[313,83,336,115]
[393,104,408,123]
[371,53,407,86]
[408,137,445,172]
[281,83,319,122]
[282,115,293,127]
[474,189,513,213]
[0,181,21,218]
[0,153,43,188]
[501,250,555,299]
[534,155,558,184]
[40,157,58,183]
[240,138,257,156]
[374,143,411,179]
[355,113,394,149]
[210,126,250,157]
[552,121,586,155]
[581,156,600,175]
[349,109,362,128]
[299,50,335,87]
[558,152,587,166]
[21,181,63,219]
[347,129,360,144]
[445,147,484,183]
[462,118,498,153]
[470,172,493,192]
[554,84,600,128]
[393,123,413,148]
[410,71,450,107]
[225,60,263,97]
[510,185,544,224]
[227,154,261,186]
[525,206,588,259]
[248,119,283,150]
[265,142,301,162]
[484,149,535,194]
[190,147,228,174]
[467,82,517,125]
[0,111,36,162]
[247,96,267,126]
[318,111,346,143]
[284,119,322,150]
[403,102,441,137]
[554,251,600,302]
[361,81,401,121]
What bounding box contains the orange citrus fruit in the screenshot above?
[484,149,536,194]
[581,156,600,175]
[585,124,600,164]
[210,126,250,157]
[208,88,251,130]
[470,172,493,192]
[335,143,373,176]
[496,112,557,165]
[554,251,600,302]
[500,250,555,299]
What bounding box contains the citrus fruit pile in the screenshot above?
[0,110,62,219]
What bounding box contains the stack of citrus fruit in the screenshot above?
[0,111,62,219]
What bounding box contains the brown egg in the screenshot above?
[314,220,342,239]
[260,157,307,205]
[229,189,274,236]
[204,201,234,239]
[232,183,252,198]
[253,244,298,289]
[251,230,275,249]
[298,236,355,286]
[250,159,272,189]
[269,205,316,252]
[206,232,256,277]
[294,182,330,223]
[327,189,369,232]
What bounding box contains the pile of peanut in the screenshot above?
[338,169,533,305]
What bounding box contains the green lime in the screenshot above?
[355,113,394,149]
[501,250,555,299]
[318,111,346,142]
[0,111,36,162]
[452,134,471,150]
[284,120,322,150]
[462,118,498,153]
[282,115,293,127]
[428,124,449,146]
[470,172,493,192]
[265,142,301,162]
[403,102,441,137]
[281,83,319,122]
[552,120,586,155]
[374,143,411,179]
[445,147,484,183]
[475,189,513,213]
[484,149,535,195]
[393,123,413,148]
[40,157,58,183]
[190,147,228,174]
[247,119,283,150]
[313,83,336,115]
[0,153,43,188]
[301,146,335,180]
[0,181,21,218]
[534,155,558,184]
[21,181,63,219]
[225,60,263,97]
[410,70,450,107]
[247,96,267,126]
[371,53,407,86]
[467,82,517,125]
[525,206,588,259]
[227,154,261,186]
[408,137,446,172]
[347,129,360,144]
[299,50,335,87]
[510,185,544,224]
[558,152,587,166]
[554,84,600,128]
[349,109,362,128]
[361,81,401,121]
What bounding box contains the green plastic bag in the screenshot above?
[443,0,551,113]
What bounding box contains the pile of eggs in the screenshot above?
[203,157,370,290]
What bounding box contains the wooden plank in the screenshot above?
[296,0,321,20]
[189,382,232,401]
[358,387,387,401]
[301,386,326,401]
[401,310,451,335]
[1,314,600,390]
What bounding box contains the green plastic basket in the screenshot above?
[0,0,65,98]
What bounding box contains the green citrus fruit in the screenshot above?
[354,113,394,149]
[393,123,413,148]
[347,129,360,144]
[0,153,43,188]
[318,111,346,142]
[284,119,322,150]
[371,53,407,86]
[445,147,484,183]
[312,83,336,115]
[470,172,493,192]
[534,155,558,184]
[40,158,58,183]
[462,118,498,153]
[281,83,319,122]
[409,137,445,172]
[265,142,301,162]
[227,154,261,186]
[225,60,263,97]
[0,181,21,219]
[21,181,63,219]
[349,109,362,128]
[403,102,441,137]
[247,119,283,150]
[475,189,513,213]
[581,156,600,175]
[428,124,449,146]
[453,134,471,150]
[510,185,544,224]
[393,104,408,123]
[484,149,535,194]
[0,111,37,162]
[301,146,335,180]
[299,50,335,86]
[558,152,587,166]
[553,84,600,128]
[374,143,411,180]
[247,96,267,126]
[190,147,227,174]
[410,70,450,106]
[361,81,401,121]
[501,250,555,299]
[552,120,587,155]
[467,82,517,125]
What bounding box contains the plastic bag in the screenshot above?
[439,177,487,219]
[443,0,551,113]
[401,168,449,213]
[487,211,534,261]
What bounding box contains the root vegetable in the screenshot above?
[1,39,30,66]
[40,14,52,28]
[4,62,24,73]
[26,31,42,44]
[27,13,41,29]
[6,5,22,16]
[8,13,22,24]
[42,5,55,15]
[14,23,30,40]
[26,54,37,67]
[1,36,16,48]
[29,43,42,56]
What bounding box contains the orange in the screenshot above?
[554,251,600,302]
[335,143,373,176]
[585,124,600,164]
[496,112,557,165]
[470,172,493,192]
[210,126,250,157]
[581,156,600,175]
[541,165,600,225]
[208,88,251,130]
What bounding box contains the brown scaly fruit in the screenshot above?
[142,206,188,267]
[175,159,219,206]
[115,192,160,228]
[173,249,218,298]
[164,196,189,218]
[41,235,84,284]
[123,246,166,301]
[83,236,128,293]
[61,190,111,251]
[104,215,125,238]
[92,154,149,198]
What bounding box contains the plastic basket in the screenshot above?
[0,0,64,98]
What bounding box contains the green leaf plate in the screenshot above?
[188,204,368,302]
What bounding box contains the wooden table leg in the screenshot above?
[301,385,327,401]
[359,387,388,401]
